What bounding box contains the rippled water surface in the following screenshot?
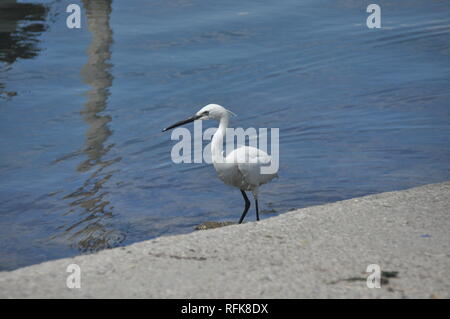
[0,0,449,270]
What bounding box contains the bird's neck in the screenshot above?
[211,116,229,163]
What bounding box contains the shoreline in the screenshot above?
[1,182,449,298]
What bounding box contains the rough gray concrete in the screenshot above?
[1,182,449,298]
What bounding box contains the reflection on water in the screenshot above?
[0,0,48,63]
[58,0,125,252]
[0,0,48,98]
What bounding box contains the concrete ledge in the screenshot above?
[1,182,449,298]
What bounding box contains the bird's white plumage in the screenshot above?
[214,146,277,195]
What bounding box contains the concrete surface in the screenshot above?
[0,182,449,298]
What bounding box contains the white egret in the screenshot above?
[162,104,278,223]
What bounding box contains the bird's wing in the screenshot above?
[227,146,277,187]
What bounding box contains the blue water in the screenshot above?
[0,0,449,270]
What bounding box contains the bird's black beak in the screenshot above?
[162,114,203,132]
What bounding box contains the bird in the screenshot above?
[162,104,278,224]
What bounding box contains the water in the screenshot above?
[0,0,449,270]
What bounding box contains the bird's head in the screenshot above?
[195,104,234,121]
[162,104,235,132]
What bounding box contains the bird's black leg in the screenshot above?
[255,199,260,221]
[238,190,251,224]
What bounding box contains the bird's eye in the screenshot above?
[203,111,209,115]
